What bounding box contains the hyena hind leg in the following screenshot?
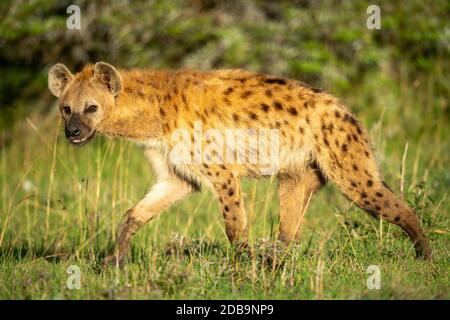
[348,180,430,259]
[313,120,431,258]
[277,164,326,244]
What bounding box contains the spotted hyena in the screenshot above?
[48,62,431,266]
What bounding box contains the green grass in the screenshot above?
[0,76,448,299]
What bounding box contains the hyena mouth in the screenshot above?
[69,130,96,146]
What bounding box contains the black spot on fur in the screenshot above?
[264,78,287,85]
[328,124,334,133]
[265,89,273,97]
[361,192,368,198]
[367,180,373,187]
[352,164,358,171]
[334,110,341,118]
[376,192,383,198]
[342,144,348,152]
[232,113,239,122]
[394,216,400,222]
[288,107,298,115]
[249,112,258,120]
[344,113,360,128]
[224,87,234,95]
[228,189,234,196]
[273,101,283,110]
[241,91,253,99]
[159,108,165,116]
[260,103,270,112]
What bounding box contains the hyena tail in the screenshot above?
[311,108,431,259]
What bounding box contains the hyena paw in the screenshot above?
[233,239,252,256]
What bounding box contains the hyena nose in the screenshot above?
[72,128,81,136]
[65,127,81,137]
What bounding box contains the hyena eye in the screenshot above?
[63,106,71,115]
[85,105,98,113]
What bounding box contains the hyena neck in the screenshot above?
[99,69,171,142]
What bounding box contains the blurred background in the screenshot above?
[0,0,448,131]
[0,0,448,299]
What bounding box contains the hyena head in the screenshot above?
[47,62,122,146]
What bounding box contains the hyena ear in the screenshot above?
[48,63,74,98]
[94,62,122,96]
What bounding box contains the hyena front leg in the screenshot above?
[103,150,196,267]
[278,164,326,244]
[203,166,248,243]
[102,178,194,267]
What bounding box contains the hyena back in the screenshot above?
[47,62,431,266]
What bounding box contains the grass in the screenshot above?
[0,74,448,299]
